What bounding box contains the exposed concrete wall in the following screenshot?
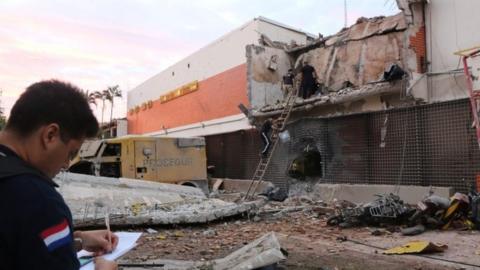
[291,183,453,204]
[247,45,292,109]
[296,13,408,93]
[257,81,411,120]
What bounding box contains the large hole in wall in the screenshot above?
[288,144,324,180]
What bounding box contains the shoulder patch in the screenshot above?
[39,219,72,251]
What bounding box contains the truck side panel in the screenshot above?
[153,137,207,183]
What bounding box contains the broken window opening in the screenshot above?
[288,144,323,180]
[102,143,121,157]
[69,161,95,175]
[100,162,121,178]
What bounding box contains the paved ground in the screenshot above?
[119,196,480,269]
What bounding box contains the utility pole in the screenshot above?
[344,0,348,28]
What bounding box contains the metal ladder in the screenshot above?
[243,84,298,200]
[455,46,480,149]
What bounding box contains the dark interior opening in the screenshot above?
[288,146,323,179]
[100,162,121,178]
[102,143,121,156]
[69,161,95,175]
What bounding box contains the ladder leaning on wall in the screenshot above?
[455,46,480,149]
[243,83,299,201]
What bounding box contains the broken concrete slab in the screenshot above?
[210,178,273,195]
[56,172,205,200]
[255,80,405,117]
[118,232,285,270]
[55,173,265,227]
[289,183,453,204]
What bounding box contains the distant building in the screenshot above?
[127,17,315,137]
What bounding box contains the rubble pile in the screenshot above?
[327,193,414,228]
[325,189,480,236]
[119,193,477,269]
[256,80,406,116]
[56,173,265,227]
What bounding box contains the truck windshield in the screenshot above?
[102,143,121,156]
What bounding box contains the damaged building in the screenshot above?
[128,0,480,193]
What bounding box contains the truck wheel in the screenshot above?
[179,180,209,195]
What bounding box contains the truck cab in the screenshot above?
[69,136,208,192]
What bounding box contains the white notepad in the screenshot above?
[77,232,142,270]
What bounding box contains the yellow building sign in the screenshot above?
[129,81,199,115]
[159,81,198,103]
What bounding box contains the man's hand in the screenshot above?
[75,230,119,255]
[94,257,117,270]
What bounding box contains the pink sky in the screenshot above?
[0,13,199,120]
[0,0,399,121]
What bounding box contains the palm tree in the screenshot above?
[91,90,106,124]
[82,90,98,107]
[105,85,122,123]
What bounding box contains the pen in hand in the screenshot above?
[105,212,112,253]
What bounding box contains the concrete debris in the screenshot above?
[118,192,480,269]
[146,228,158,234]
[118,232,286,270]
[288,13,408,93]
[202,229,217,237]
[402,191,480,234]
[323,186,480,236]
[255,81,405,116]
[288,183,452,205]
[259,33,300,51]
[401,224,425,236]
[55,173,265,227]
[259,186,288,202]
[326,193,413,228]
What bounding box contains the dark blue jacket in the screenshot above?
[0,145,80,270]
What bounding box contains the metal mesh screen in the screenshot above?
[206,99,480,193]
[205,129,261,179]
[265,98,480,192]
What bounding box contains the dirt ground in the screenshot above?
[120,197,480,269]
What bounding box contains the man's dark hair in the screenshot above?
[6,80,99,140]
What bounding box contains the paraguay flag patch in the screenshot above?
[40,219,72,251]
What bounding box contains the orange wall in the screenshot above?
[128,63,248,134]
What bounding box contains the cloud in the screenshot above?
[0,0,399,120]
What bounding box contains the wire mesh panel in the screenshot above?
[206,99,480,193]
[205,129,261,179]
[367,107,423,186]
[266,119,329,190]
[264,98,480,192]
[419,100,480,191]
[323,115,369,184]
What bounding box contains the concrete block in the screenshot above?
[306,183,453,204]
[210,178,274,194]
[55,173,265,227]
